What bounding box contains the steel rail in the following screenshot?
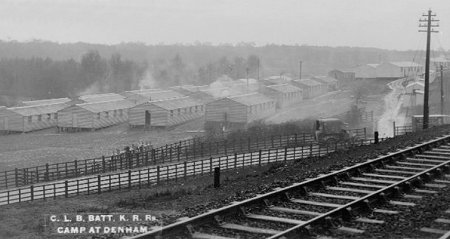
[129,134,450,239]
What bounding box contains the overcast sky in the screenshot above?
[0,0,449,51]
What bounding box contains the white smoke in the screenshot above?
[138,71,158,90]
[78,81,102,96]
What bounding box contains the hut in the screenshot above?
[57,99,134,132]
[0,103,69,133]
[260,84,303,109]
[121,90,184,105]
[312,76,339,91]
[205,93,276,130]
[291,79,327,99]
[128,97,204,128]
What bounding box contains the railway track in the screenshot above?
[129,134,450,239]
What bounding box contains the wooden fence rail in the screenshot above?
[0,132,320,189]
[0,137,385,206]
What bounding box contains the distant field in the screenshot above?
[0,119,205,171]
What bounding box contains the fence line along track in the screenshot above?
[128,134,450,239]
[0,132,327,190]
[0,136,378,206]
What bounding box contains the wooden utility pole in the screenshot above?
[440,64,444,115]
[419,9,439,129]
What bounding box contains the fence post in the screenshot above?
[374,131,379,144]
[30,185,34,201]
[65,181,68,198]
[156,166,160,184]
[45,163,50,181]
[152,149,156,163]
[98,175,101,194]
[128,170,132,189]
[310,144,313,157]
[177,146,180,161]
[210,157,213,174]
[234,153,237,168]
[74,160,78,177]
[258,150,262,165]
[184,162,187,179]
[14,168,19,187]
[284,146,288,162]
[102,156,106,173]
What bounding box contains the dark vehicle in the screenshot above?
[314,118,355,143]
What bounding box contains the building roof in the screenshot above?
[8,103,70,116]
[77,99,134,113]
[79,93,125,103]
[293,78,322,87]
[430,56,450,63]
[367,64,380,68]
[312,76,338,84]
[147,97,201,110]
[265,84,303,93]
[406,81,424,88]
[228,93,274,106]
[390,61,422,68]
[21,98,71,106]
[132,90,185,101]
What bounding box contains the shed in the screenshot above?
[328,69,355,88]
[205,93,276,129]
[128,97,204,128]
[260,84,303,108]
[0,103,69,132]
[291,79,327,99]
[377,62,423,79]
[79,93,125,103]
[57,99,134,131]
[312,76,339,91]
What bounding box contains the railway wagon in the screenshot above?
[128,97,204,128]
[121,89,185,105]
[291,78,327,99]
[79,93,125,103]
[205,93,276,130]
[0,103,69,133]
[57,99,134,131]
[260,84,303,109]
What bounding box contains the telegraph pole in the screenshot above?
[441,64,444,115]
[419,9,439,129]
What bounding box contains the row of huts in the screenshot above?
[0,76,337,133]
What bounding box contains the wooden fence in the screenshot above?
[0,137,385,206]
[0,132,317,189]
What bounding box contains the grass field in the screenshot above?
[0,119,205,171]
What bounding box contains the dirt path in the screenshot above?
[377,78,407,137]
